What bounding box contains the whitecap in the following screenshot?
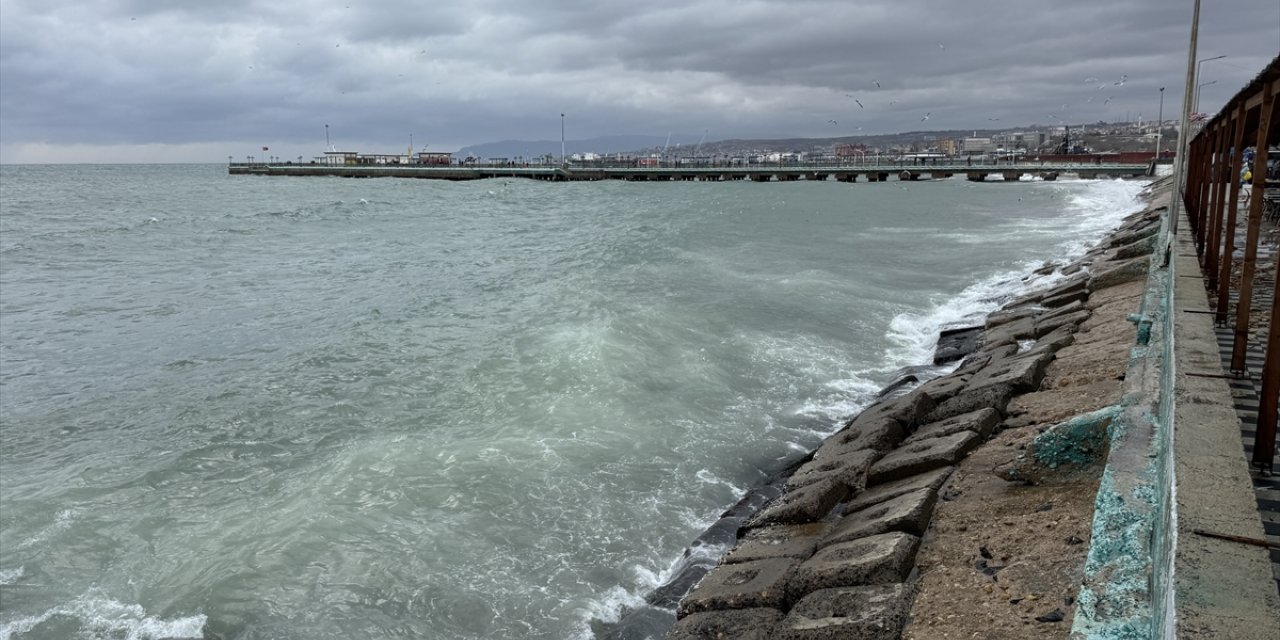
[0,590,205,640]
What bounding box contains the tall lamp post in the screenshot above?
[1155,87,1165,158]
[1193,55,1226,113]
[560,113,566,167]
[1194,79,1218,115]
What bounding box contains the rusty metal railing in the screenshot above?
[1183,55,1280,472]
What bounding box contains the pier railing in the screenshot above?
[1182,54,1279,472]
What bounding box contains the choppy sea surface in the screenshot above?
[0,164,1146,639]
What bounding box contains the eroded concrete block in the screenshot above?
[856,388,936,430]
[744,477,850,529]
[913,373,970,403]
[785,532,920,602]
[981,316,1038,349]
[787,449,878,492]
[774,583,915,640]
[967,348,1054,394]
[667,607,784,639]
[844,466,954,513]
[821,487,938,547]
[867,431,981,484]
[922,382,1015,423]
[933,326,983,365]
[905,407,1000,444]
[815,416,905,459]
[1035,308,1091,337]
[723,523,827,565]
[678,557,798,617]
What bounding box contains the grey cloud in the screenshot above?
[0,0,1276,163]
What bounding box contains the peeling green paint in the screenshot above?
[1032,406,1121,468]
[1070,197,1177,640]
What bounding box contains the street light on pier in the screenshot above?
[1155,87,1165,159]
[560,113,566,167]
[1194,79,1218,115]
[1193,55,1226,114]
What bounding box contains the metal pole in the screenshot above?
[325,124,330,150]
[1156,87,1165,159]
[1194,80,1217,115]
[1167,0,1201,236]
[560,113,566,167]
[1194,55,1227,113]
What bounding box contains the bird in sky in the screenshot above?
[937,42,945,49]
[889,100,898,106]
[828,119,838,124]
[1084,77,1099,83]
[1087,96,1095,103]
[1104,97,1113,104]
[855,99,864,109]
[921,112,931,121]
[873,80,881,88]
[988,117,1001,121]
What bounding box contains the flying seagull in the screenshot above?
[937,42,945,49]
[1104,97,1113,105]
[921,112,931,121]
[828,119,838,124]
[1084,77,1099,83]
[873,80,881,88]
[855,99,864,109]
[987,117,1000,121]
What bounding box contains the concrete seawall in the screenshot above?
[604,177,1280,639]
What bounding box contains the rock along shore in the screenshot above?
[640,179,1169,640]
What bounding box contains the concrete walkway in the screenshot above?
[1170,208,1280,637]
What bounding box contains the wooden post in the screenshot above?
[1204,121,1230,290]
[1215,102,1249,326]
[1230,81,1275,373]
[1249,82,1278,470]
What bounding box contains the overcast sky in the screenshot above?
[1,0,1276,163]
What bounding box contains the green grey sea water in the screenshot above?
[0,164,1145,639]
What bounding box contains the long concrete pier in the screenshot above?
[228,162,1150,182]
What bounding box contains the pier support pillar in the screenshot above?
[967,172,987,182]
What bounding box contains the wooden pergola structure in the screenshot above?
[1183,55,1280,471]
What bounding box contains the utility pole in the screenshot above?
[1168,0,1202,236]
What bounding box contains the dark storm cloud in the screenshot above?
[0,0,1276,162]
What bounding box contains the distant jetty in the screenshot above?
[228,161,1151,182]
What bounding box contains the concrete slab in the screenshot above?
[968,348,1054,394]
[723,524,827,565]
[844,466,954,513]
[667,607,784,639]
[1169,219,1280,638]
[774,583,915,640]
[856,388,937,430]
[980,316,1038,349]
[933,326,983,365]
[677,557,798,618]
[814,415,905,459]
[786,449,877,492]
[905,407,1000,444]
[821,487,938,547]
[786,532,920,602]
[913,373,970,403]
[867,431,981,484]
[743,477,850,529]
[922,380,1016,424]
[1035,309,1091,338]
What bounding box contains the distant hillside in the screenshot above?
[456,134,701,160]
